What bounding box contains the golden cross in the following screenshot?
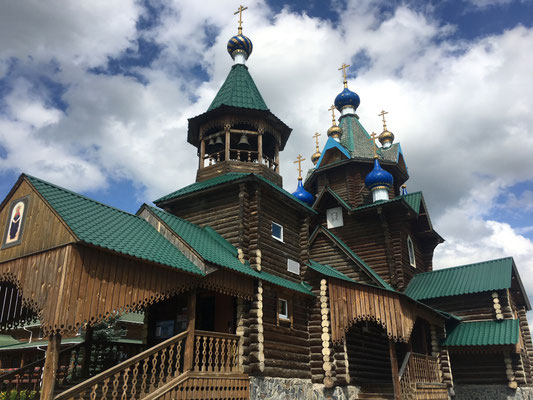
[328,104,337,125]
[338,63,351,88]
[369,132,379,159]
[312,132,321,152]
[294,154,306,179]
[378,110,388,130]
[234,5,248,34]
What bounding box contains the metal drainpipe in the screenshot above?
[23,326,33,344]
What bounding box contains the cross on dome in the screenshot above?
[234,5,248,34]
[294,154,306,179]
[338,63,351,88]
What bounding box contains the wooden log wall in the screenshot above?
[248,281,265,374]
[424,291,514,322]
[518,308,533,383]
[346,320,393,385]
[309,233,375,286]
[0,180,75,264]
[170,186,241,248]
[449,352,507,385]
[258,283,310,379]
[309,277,327,384]
[328,279,420,343]
[0,244,199,336]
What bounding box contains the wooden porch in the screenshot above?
[398,352,448,400]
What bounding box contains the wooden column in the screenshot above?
[389,341,401,400]
[40,333,61,400]
[184,289,196,371]
[81,325,93,378]
[274,143,279,173]
[199,140,206,169]
[225,124,231,161]
[257,129,263,164]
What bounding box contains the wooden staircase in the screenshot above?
[357,384,395,399]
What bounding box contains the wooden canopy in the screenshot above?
[328,278,444,343]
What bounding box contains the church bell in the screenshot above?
[237,134,250,149]
[214,135,224,149]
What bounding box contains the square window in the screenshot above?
[287,259,300,275]
[272,222,283,242]
[278,298,289,320]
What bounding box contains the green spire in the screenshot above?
[208,64,268,111]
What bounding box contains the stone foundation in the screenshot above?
[250,377,360,400]
[454,385,533,400]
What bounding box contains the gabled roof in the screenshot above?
[307,260,354,283]
[404,257,519,301]
[442,319,520,347]
[143,206,314,296]
[208,64,268,111]
[154,173,317,214]
[25,175,203,276]
[312,186,353,211]
[315,137,351,169]
[312,226,394,291]
[352,191,423,214]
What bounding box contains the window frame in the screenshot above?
[407,235,416,268]
[271,221,284,242]
[277,298,289,321]
[287,258,300,275]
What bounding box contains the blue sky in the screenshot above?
[1,0,533,299]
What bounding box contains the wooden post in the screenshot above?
[184,289,196,371]
[40,333,61,400]
[200,140,206,169]
[274,143,279,172]
[225,125,231,161]
[81,325,93,378]
[389,340,401,400]
[257,129,263,164]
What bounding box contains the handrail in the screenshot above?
[55,331,188,400]
[398,351,411,379]
[0,341,83,382]
[194,330,239,340]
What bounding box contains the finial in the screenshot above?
[312,132,321,152]
[378,110,388,130]
[327,104,342,140]
[401,184,408,195]
[338,63,351,89]
[294,154,305,180]
[234,5,248,35]
[369,132,379,159]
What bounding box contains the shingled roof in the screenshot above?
[208,64,268,111]
[405,257,516,301]
[25,175,203,276]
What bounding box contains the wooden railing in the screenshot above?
[0,340,144,399]
[410,353,441,383]
[399,352,447,400]
[55,329,242,400]
[193,330,240,373]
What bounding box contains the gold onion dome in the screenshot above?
[311,132,321,165]
[327,104,342,140]
[311,150,321,165]
[377,110,394,148]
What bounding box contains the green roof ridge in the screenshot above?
[419,256,513,276]
[25,174,203,276]
[208,64,268,111]
[307,260,354,283]
[321,227,394,291]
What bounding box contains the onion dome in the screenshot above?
[227,34,253,60]
[365,158,393,191]
[327,124,342,139]
[292,179,314,205]
[311,150,321,165]
[334,87,360,112]
[378,129,394,148]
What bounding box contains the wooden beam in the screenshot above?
[40,333,61,400]
[200,139,206,169]
[184,289,196,371]
[389,340,401,400]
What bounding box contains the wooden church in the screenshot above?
[0,6,531,400]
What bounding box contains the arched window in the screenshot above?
[407,236,416,268]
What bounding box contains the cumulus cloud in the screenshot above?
[0,0,533,313]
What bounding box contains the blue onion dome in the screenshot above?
[334,87,361,112]
[292,179,314,205]
[365,159,394,190]
[227,34,253,60]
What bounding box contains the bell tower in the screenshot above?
[187,6,291,186]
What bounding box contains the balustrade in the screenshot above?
[193,330,239,373]
[399,352,447,400]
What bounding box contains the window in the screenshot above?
[278,298,289,320]
[327,207,344,228]
[271,222,283,242]
[407,236,416,268]
[287,259,300,275]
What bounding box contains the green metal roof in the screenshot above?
[351,192,423,214]
[0,337,142,351]
[307,260,354,283]
[146,206,314,296]
[404,257,514,301]
[154,173,316,213]
[320,227,394,291]
[117,312,145,324]
[208,64,268,111]
[442,319,519,347]
[25,175,203,276]
[0,335,20,347]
